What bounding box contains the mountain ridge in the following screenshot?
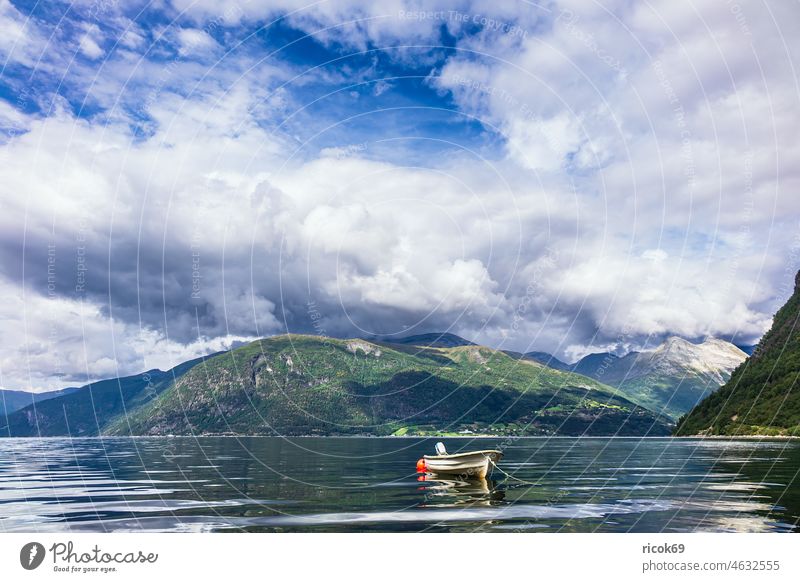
[379,332,476,348]
[2,334,671,437]
[0,387,80,417]
[533,337,747,420]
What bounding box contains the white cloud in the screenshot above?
[0,275,260,392]
[77,22,104,59]
[0,0,45,66]
[505,112,583,172]
[0,98,27,132]
[175,28,219,56]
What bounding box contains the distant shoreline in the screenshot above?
[2,434,798,440]
[673,434,799,440]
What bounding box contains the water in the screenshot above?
[0,437,798,532]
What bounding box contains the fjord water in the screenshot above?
[0,437,797,533]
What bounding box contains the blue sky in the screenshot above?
[2,1,495,159]
[1,0,799,390]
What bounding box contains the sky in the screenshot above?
[1,0,799,391]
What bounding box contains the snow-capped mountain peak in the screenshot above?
[642,337,747,384]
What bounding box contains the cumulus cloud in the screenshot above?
[429,0,799,349]
[0,275,256,391]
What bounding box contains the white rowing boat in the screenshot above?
[422,444,503,479]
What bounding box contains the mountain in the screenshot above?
[676,271,800,436]
[521,351,571,371]
[1,357,212,437]
[0,387,80,417]
[572,351,637,383]
[567,337,747,420]
[2,334,671,437]
[382,332,475,348]
[107,335,670,437]
[387,337,572,373]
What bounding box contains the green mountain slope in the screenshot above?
[676,271,800,436]
[1,356,211,437]
[103,334,670,437]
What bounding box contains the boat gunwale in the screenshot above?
[423,449,503,461]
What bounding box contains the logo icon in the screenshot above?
[20,542,46,570]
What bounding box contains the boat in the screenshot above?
[419,442,503,480]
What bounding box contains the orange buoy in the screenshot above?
[416,458,427,473]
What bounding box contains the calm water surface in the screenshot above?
[0,437,798,532]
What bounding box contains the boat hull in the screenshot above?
[423,450,503,479]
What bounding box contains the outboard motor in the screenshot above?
[435,442,448,456]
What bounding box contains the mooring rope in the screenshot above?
[489,458,541,486]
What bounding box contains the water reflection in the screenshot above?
[0,437,797,532]
[417,475,506,507]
